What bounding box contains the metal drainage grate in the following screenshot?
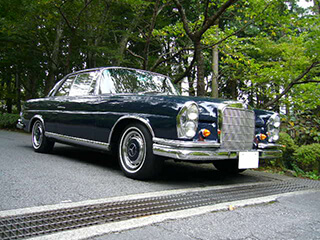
[0,181,312,240]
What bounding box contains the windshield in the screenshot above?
[100,68,180,95]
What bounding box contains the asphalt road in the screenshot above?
[0,129,278,211]
[92,191,320,240]
[1,130,320,240]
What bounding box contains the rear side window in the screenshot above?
[55,76,76,96]
[69,71,99,96]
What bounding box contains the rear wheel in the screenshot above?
[32,120,55,153]
[118,123,163,180]
[213,159,246,174]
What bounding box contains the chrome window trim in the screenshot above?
[153,137,220,148]
[46,132,110,151]
[51,69,103,97]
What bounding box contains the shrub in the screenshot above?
[277,132,297,169]
[0,113,20,129]
[293,144,320,174]
[282,111,320,145]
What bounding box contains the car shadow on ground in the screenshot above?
[20,142,271,187]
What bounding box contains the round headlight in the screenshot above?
[177,102,199,139]
[273,134,279,141]
[267,113,281,142]
[185,122,197,138]
[274,116,280,128]
[187,105,199,121]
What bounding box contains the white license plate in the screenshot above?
[238,152,259,169]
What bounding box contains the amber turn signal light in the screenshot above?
[202,129,211,138]
[260,134,267,140]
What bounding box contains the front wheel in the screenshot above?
[32,120,55,153]
[213,159,246,174]
[118,123,163,180]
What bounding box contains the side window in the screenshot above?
[69,71,99,96]
[99,69,140,94]
[99,70,116,94]
[55,76,76,97]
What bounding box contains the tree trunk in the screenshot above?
[25,72,38,100]
[5,73,12,113]
[143,0,160,70]
[211,44,219,98]
[194,40,205,96]
[230,79,237,100]
[15,72,21,113]
[211,21,219,98]
[116,34,130,66]
[45,20,63,96]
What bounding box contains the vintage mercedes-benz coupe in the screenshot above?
[17,67,282,179]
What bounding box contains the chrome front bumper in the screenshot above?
[153,138,282,161]
[16,119,26,130]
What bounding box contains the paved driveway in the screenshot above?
[1,130,319,240]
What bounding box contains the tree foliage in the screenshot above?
[0,0,319,146]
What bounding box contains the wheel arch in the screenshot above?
[28,115,45,132]
[108,116,155,153]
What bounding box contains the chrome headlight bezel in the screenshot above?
[177,102,199,139]
[267,113,281,142]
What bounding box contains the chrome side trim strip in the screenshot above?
[153,137,220,148]
[25,110,170,119]
[26,110,114,115]
[46,132,110,151]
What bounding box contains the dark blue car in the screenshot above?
[17,67,282,179]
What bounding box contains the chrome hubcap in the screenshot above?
[32,122,43,149]
[120,128,146,173]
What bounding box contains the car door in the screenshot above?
[44,75,76,135]
[56,70,101,141]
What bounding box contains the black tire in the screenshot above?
[31,120,55,153]
[213,159,246,174]
[118,123,163,180]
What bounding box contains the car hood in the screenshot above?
[122,94,248,121]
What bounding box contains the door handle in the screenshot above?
[57,106,66,110]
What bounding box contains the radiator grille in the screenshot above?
[220,108,255,151]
